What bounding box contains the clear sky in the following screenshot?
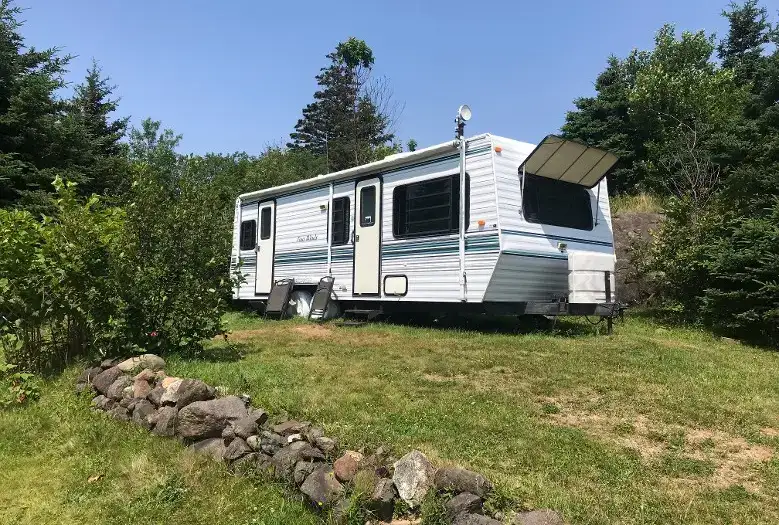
[20,0,747,155]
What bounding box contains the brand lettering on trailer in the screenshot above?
[297,234,318,243]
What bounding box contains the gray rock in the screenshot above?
[147,384,165,407]
[92,394,115,411]
[108,405,130,421]
[305,426,324,443]
[434,467,493,498]
[272,441,326,481]
[511,510,565,525]
[191,437,226,460]
[233,410,268,439]
[300,465,344,508]
[92,367,122,395]
[294,460,320,485]
[446,493,483,518]
[287,433,304,444]
[152,406,178,437]
[231,452,259,475]
[256,453,275,476]
[222,424,236,445]
[133,368,157,382]
[75,382,92,394]
[161,378,214,409]
[117,354,165,373]
[100,357,122,369]
[369,478,396,522]
[330,498,351,524]
[333,450,363,482]
[453,514,502,525]
[106,376,133,401]
[392,450,436,508]
[177,396,248,440]
[132,399,157,429]
[261,430,287,446]
[126,397,140,413]
[223,437,252,462]
[315,436,337,454]
[77,366,103,386]
[133,379,152,399]
[273,420,310,436]
[246,434,260,451]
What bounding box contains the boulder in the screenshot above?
[446,493,483,518]
[161,378,214,409]
[92,367,122,395]
[368,478,397,522]
[246,434,260,451]
[273,420,310,436]
[177,396,248,440]
[161,376,181,389]
[434,467,493,498]
[300,465,344,508]
[132,399,157,430]
[133,379,152,399]
[392,450,436,508]
[92,394,115,411]
[147,385,165,407]
[133,368,157,382]
[272,441,326,481]
[117,354,165,373]
[287,433,304,444]
[108,405,131,421]
[233,410,268,439]
[453,514,502,525]
[100,357,122,369]
[511,510,565,525]
[315,436,337,454]
[77,366,104,386]
[222,436,252,462]
[191,437,227,460]
[222,424,236,445]
[294,460,320,485]
[305,426,325,443]
[333,450,364,482]
[152,406,178,437]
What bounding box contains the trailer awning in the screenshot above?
[520,135,619,188]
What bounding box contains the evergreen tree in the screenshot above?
[289,38,394,172]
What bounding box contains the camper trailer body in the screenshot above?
[231,134,617,316]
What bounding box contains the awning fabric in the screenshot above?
[520,135,619,188]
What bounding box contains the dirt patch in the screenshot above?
[220,329,270,342]
[542,393,775,493]
[292,324,333,338]
[422,373,467,383]
[760,427,779,438]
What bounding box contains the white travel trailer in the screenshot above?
[231,123,620,323]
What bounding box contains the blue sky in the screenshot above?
[21,0,744,155]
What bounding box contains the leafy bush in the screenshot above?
[0,363,40,407]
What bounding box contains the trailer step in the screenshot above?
[343,308,383,321]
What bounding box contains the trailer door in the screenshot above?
[255,201,275,295]
[353,178,381,295]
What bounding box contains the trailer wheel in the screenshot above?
[286,290,312,318]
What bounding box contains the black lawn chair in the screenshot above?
[264,278,294,319]
[308,276,335,321]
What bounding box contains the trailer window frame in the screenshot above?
[239,220,257,251]
[259,207,272,240]
[359,186,376,227]
[522,173,594,231]
[331,196,350,246]
[392,173,470,239]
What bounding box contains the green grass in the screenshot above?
[611,192,664,214]
[3,312,779,524]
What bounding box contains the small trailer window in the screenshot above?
[331,196,350,245]
[360,186,376,227]
[239,220,256,250]
[522,174,593,230]
[393,173,469,238]
[260,207,272,240]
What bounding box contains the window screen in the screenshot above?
[522,174,593,230]
[360,186,376,227]
[331,197,350,245]
[393,174,469,238]
[260,207,272,240]
[239,220,256,251]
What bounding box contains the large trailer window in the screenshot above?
[331,196,350,245]
[393,173,469,238]
[239,220,256,250]
[522,174,593,231]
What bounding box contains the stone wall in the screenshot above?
[612,211,664,305]
[77,355,564,525]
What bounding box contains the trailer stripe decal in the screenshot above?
[500,229,613,247]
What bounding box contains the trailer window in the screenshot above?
[331,196,350,245]
[260,207,272,240]
[360,186,376,227]
[393,173,469,238]
[522,173,593,230]
[239,220,256,251]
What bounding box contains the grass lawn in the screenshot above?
[2,312,779,524]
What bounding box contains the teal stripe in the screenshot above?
[504,249,568,260]
[501,229,613,248]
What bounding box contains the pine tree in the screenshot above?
[289,38,394,173]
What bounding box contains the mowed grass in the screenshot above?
[2,313,779,524]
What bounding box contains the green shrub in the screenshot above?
[0,363,40,407]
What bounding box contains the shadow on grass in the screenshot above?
[378,312,605,338]
[189,342,251,363]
